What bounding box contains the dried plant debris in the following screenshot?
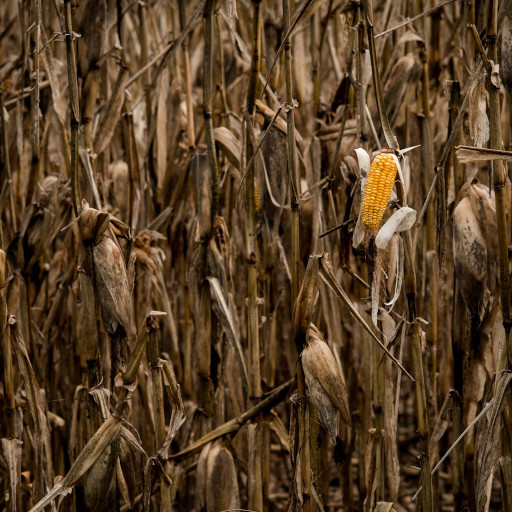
[1,0,512,510]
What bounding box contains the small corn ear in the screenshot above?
[361,152,398,230]
[301,325,351,441]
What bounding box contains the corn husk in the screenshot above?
[301,325,351,441]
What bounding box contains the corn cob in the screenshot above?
[361,152,398,230]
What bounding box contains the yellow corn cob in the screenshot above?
[361,152,398,230]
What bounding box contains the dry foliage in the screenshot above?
[1,1,512,511]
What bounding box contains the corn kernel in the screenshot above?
[361,152,398,230]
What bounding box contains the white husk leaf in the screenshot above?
[375,207,417,249]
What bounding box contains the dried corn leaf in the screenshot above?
[93,66,128,155]
[155,68,169,195]
[195,443,212,512]
[429,392,453,459]
[158,409,186,460]
[476,372,512,512]
[456,145,512,164]
[293,255,320,349]
[319,255,413,380]
[207,276,249,393]
[9,317,53,488]
[84,429,120,511]
[76,0,107,77]
[29,416,122,512]
[214,126,241,168]
[161,358,185,413]
[382,54,421,128]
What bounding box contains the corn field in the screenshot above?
[1,0,512,510]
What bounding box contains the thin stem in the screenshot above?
[487,0,512,360]
[203,0,219,220]
[64,0,81,216]
[147,316,171,509]
[244,1,263,508]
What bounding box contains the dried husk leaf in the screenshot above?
[293,255,320,350]
[374,503,397,512]
[468,76,489,148]
[157,408,186,460]
[261,127,289,242]
[9,317,53,493]
[301,326,351,431]
[75,0,107,77]
[382,54,421,128]
[255,99,289,135]
[78,260,100,362]
[193,153,213,241]
[29,416,122,512]
[456,145,512,164]
[476,372,512,512]
[375,207,416,250]
[93,66,128,155]
[205,440,240,512]
[93,235,133,337]
[214,126,241,168]
[155,68,169,198]
[453,185,497,321]
[1,438,23,512]
[134,232,179,355]
[83,429,120,511]
[306,372,339,441]
[195,443,212,512]
[116,458,131,510]
[160,357,184,413]
[76,200,110,244]
[207,276,249,392]
[501,16,512,97]
[109,160,129,221]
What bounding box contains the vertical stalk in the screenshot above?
[138,2,152,143]
[179,0,196,151]
[0,246,14,438]
[28,0,41,202]
[449,79,466,511]
[416,3,438,436]
[64,0,81,216]
[411,320,433,512]
[147,315,171,509]
[356,7,369,152]
[363,0,431,505]
[245,2,263,509]
[283,0,310,510]
[203,0,219,220]
[311,11,320,133]
[362,0,397,150]
[197,268,213,421]
[487,0,512,361]
[0,94,17,232]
